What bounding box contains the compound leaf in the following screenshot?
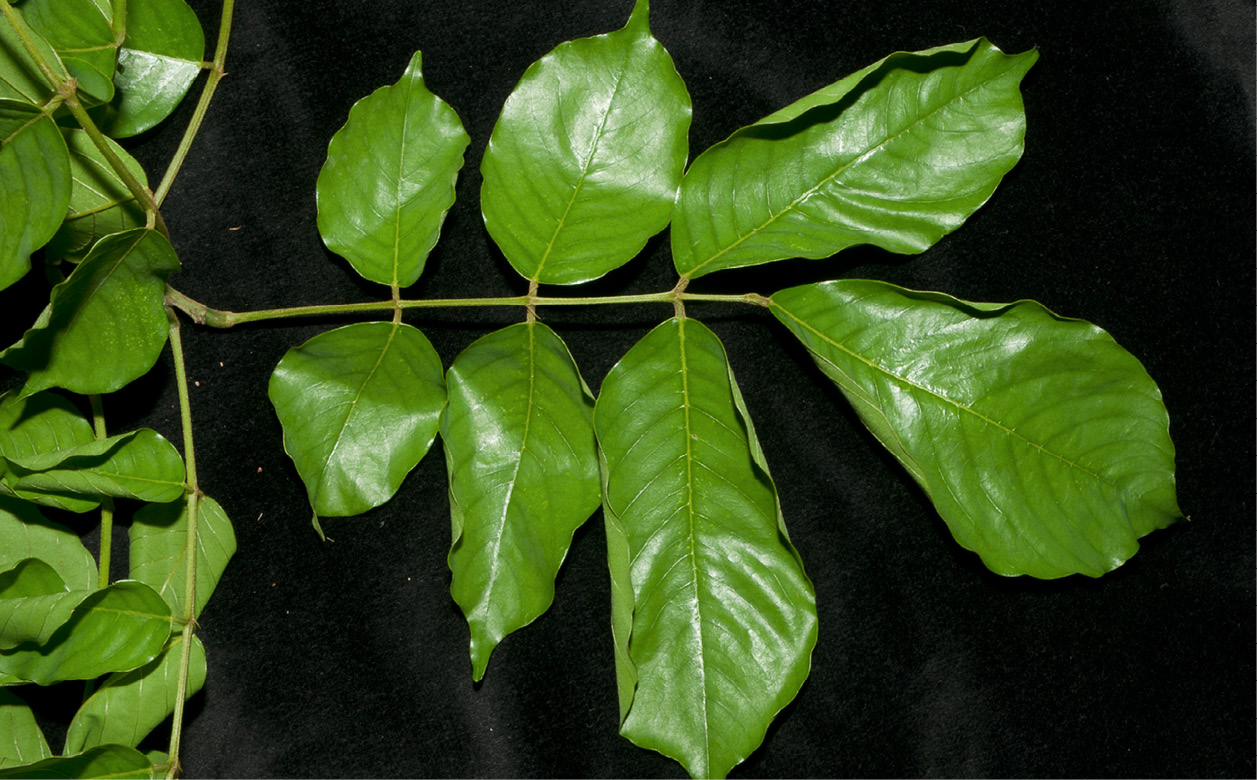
[269,322,446,520]
[0,580,170,685]
[98,0,205,138]
[64,634,205,753]
[1,428,186,506]
[673,39,1036,279]
[480,0,690,285]
[442,322,600,681]
[594,317,817,779]
[770,279,1183,578]
[0,99,71,292]
[316,51,468,289]
[46,129,149,262]
[2,228,180,398]
[0,744,156,779]
[130,495,235,620]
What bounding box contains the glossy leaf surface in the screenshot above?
[130,495,235,619]
[1,428,185,506]
[0,580,170,685]
[65,635,206,753]
[47,129,149,262]
[672,39,1036,279]
[0,100,71,292]
[98,0,205,138]
[317,51,468,289]
[771,280,1182,578]
[2,228,180,397]
[595,318,817,779]
[480,0,690,285]
[0,689,50,768]
[0,497,96,591]
[0,744,155,779]
[21,0,117,104]
[269,322,446,518]
[442,322,600,680]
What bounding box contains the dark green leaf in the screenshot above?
[269,322,446,519]
[64,634,205,753]
[21,0,118,104]
[98,0,205,138]
[1,428,186,505]
[316,51,468,289]
[0,10,64,104]
[46,129,149,262]
[672,39,1036,279]
[2,227,180,397]
[0,580,171,685]
[594,317,817,779]
[0,497,97,590]
[0,744,155,779]
[480,0,690,285]
[770,279,1183,578]
[130,495,235,619]
[0,99,71,292]
[442,322,600,680]
[0,689,51,769]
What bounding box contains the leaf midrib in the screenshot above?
[684,56,1014,278]
[312,322,399,509]
[675,318,712,772]
[772,302,1109,484]
[531,37,636,281]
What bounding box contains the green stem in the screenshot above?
[0,0,59,86]
[88,395,114,590]
[165,284,770,328]
[111,0,127,47]
[164,307,200,779]
[154,0,235,206]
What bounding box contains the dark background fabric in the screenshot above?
[3,0,1253,776]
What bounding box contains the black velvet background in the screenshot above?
[2,0,1254,777]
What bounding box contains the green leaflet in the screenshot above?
[594,317,817,779]
[316,51,468,289]
[672,39,1036,279]
[0,689,51,769]
[46,129,149,262]
[21,0,117,104]
[0,580,171,685]
[0,558,80,650]
[480,0,691,285]
[65,634,206,753]
[130,495,236,620]
[0,11,64,104]
[98,0,205,138]
[2,227,181,398]
[770,280,1183,578]
[0,99,71,292]
[442,322,600,681]
[0,390,100,514]
[0,744,156,779]
[269,321,447,521]
[0,497,97,591]
[0,428,186,506]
